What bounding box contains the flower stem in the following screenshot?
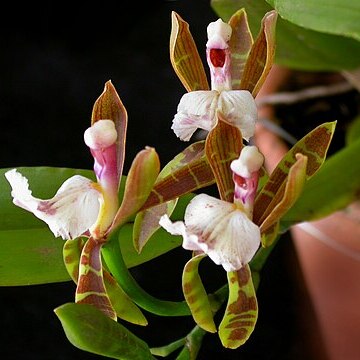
[102,229,191,316]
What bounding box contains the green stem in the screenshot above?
[250,234,280,290]
[148,284,229,358]
[150,338,186,357]
[250,235,280,272]
[176,326,207,360]
[102,229,191,316]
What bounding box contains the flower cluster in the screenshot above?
[4,7,334,357]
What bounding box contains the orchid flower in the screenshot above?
[5,119,119,241]
[159,145,264,271]
[5,82,161,321]
[172,18,258,142]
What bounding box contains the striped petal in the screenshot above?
[5,169,101,240]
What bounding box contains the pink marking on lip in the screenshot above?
[37,201,57,215]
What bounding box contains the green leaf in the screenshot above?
[219,266,258,349]
[267,0,360,41]
[281,137,360,228]
[0,228,70,286]
[346,116,360,145]
[55,303,155,360]
[211,0,360,70]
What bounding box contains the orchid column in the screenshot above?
[84,120,119,240]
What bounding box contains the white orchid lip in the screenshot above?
[172,90,257,141]
[84,119,117,150]
[5,169,101,240]
[159,193,261,272]
[231,146,264,178]
[206,19,232,49]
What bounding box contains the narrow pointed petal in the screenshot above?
[228,9,254,89]
[260,153,307,236]
[133,141,208,253]
[219,266,258,348]
[182,254,216,333]
[172,91,218,141]
[141,141,214,211]
[76,237,116,320]
[170,12,209,92]
[133,203,173,254]
[253,121,336,226]
[111,147,160,231]
[240,11,277,97]
[205,113,243,202]
[91,80,128,187]
[218,90,258,141]
[5,169,100,240]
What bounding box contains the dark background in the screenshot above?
[0,1,347,359]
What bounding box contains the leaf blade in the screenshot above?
[55,303,154,360]
[267,0,360,41]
